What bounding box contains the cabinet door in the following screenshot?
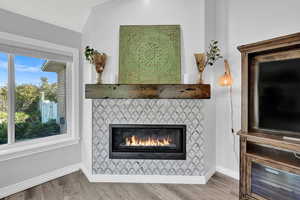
[246,157,300,200]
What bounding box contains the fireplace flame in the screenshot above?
[125,135,172,146]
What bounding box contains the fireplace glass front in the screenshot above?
[109,124,186,160]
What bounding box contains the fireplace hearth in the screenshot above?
[109,124,186,160]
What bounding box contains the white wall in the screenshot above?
[215,0,300,178]
[81,9,94,174]
[0,9,82,188]
[0,9,81,48]
[203,0,217,175]
[82,0,218,176]
[83,0,206,83]
[0,146,80,188]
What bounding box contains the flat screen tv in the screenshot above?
[253,58,300,136]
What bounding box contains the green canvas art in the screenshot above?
[119,25,181,84]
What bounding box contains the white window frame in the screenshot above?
[0,31,80,162]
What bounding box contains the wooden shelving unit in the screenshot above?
[239,132,300,200]
[239,131,300,152]
[85,84,211,99]
[240,132,300,170]
[238,33,300,200]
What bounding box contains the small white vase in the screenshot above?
[96,72,102,84]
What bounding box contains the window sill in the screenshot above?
[0,135,80,162]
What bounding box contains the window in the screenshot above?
[0,54,67,145]
[0,52,8,145]
[14,55,67,142]
[0,32,79,159]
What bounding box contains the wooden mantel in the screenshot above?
[85,84,211,99]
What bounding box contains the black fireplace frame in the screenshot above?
[109,124,186,160]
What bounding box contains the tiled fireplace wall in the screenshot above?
[92,99,205,176]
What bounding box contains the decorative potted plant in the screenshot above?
[85,46,107,84]
[195,40,223,84]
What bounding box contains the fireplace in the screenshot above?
[109,124,186,160]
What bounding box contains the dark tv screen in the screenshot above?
[258,58,300,133]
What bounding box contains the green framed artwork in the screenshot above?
[119,25,181,84]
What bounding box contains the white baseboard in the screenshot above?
[81,164,92,182]
[82,167,216,185]
[204,167,216,183]
[88,174,207,184]
[0,163,81,198]
[216,166,239,180]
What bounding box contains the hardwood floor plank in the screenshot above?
[145,184,186,200]
[159,184,206,200]
[24,186,42,200]
[2,171,239,200]
[76,173,102,200]
[115,183,161,200]
[4,192,25,200]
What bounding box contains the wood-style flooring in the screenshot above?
[2,171,239,200]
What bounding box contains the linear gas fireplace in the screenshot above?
[109,124,186,160]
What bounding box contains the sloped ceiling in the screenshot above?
[0,0,111,32]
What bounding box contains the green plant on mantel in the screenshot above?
[195,40,223,84]
[85,46,100,64]
[205,40,223,67]
[84,46,107,84]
